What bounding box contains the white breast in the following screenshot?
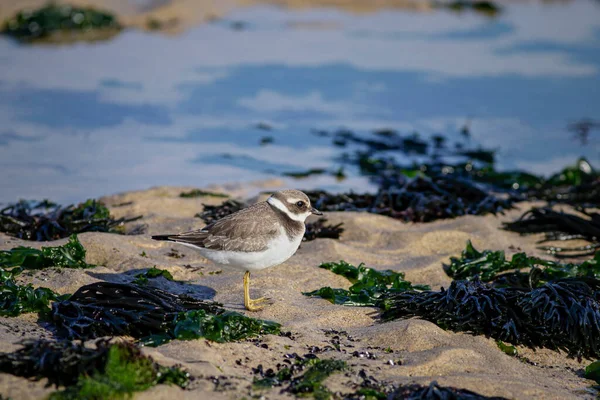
[188,226,303,271]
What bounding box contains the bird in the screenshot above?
[151,189,322,311]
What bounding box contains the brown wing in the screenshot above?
[165,202,278,252]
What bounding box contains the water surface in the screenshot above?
[1,1,599,203]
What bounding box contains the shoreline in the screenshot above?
[0,184,597,399]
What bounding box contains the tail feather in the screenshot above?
[151,235,175,241]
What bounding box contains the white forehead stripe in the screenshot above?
[286,198,304,204]
[268,197,311,222]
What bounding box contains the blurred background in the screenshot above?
[0,0,599,204]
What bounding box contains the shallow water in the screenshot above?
[0,2,599,203]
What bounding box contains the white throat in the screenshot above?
[267,197,310,222]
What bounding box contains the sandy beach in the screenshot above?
[0,184,596,399]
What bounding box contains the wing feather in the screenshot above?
[165,202,279,252]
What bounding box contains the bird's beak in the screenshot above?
[311,207,323,216]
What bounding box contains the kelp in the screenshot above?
[179,189,228,198]
[254,355,346,400]
[0,199,143,241]
[1,4,120,42]
[195,199,244,224]
[303,218,344,242]
[305,180,513,222]
[303,261,429,306]
[0,235,93,316]
[347,375,508,400]
[51,282,280,345]
[503,207,600,258]
[438,0,502,17]
[380,278,600,359]
[0,339,188,398]
[446,240,600,285]
[132,267,174,285]
[385,381,507,400]
[197,200,344,241]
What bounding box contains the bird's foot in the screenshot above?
[245,297,272,312]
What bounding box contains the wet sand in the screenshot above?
[0,184,596,399]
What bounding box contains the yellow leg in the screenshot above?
[243,271,270,312]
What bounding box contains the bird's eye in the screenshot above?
[296,201,305,207]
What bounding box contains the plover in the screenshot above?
[152,189,322,311]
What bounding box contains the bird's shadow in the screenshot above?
[86,269,217,301]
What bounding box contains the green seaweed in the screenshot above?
[2,4,120,42]
[132,267,174,285]
[585,360,600,384]
[253,356,346,399]
[447,240,600,285]
[289,359,346,400]
[148,309,281,345]
[0,234,93,274]
[303,261,429,306]
[0,235,93,316]
[496,340,518,357]
[179,189,229,198]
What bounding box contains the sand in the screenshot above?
[0,184,597,399]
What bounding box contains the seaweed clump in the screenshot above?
[179,189,228,198]
[132,267,174,285]
[0,199,143,241]
[446,240,600,285]
[305,180,513,222]
[196,199,344,241]
[304,261,429,306]
[0,339,189,398]
[1,4,120,42]
[253,355,346,400]
[303,218,344,241]
[51,282,280,346]
[308,248,600,359]
[380,278,600,359]
[503,207,600,258]
[0,235,93,316]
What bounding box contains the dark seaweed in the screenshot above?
[0,199,143,241]
[0,339,189,398]
[195,199,244,224]
[380,278,600,359]
[179,189,229,198]
[51,282,279,345]
[385,381,507,400]
[503,207,600,258]
[305,179,513,223]
[303,218,344,241]
[304,261,429,306]
[2,4,120,42]
[283,168,327,178]
[254,355,346,400]
[438,0,502,17]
